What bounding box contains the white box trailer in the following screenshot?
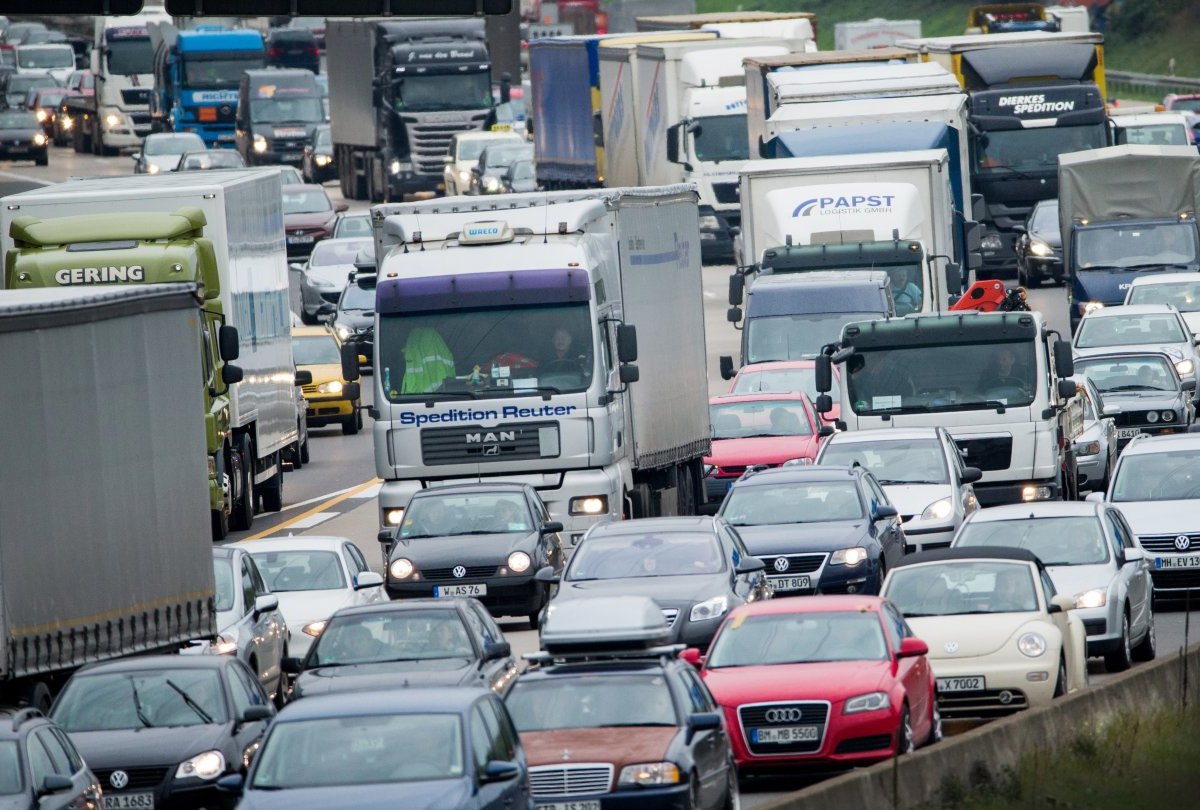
[834,18,923,50]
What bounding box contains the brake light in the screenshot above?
[268,47,282,58]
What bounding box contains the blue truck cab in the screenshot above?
[150,25,265,148]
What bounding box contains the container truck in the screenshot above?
[1058,145,1200,332]
[326,18,495,202]
[897,31,1109,278]
[636,11,818,40]
[362,186,710,548]
[1,170,297,534]
[834,19,922,50]
[0,284,216,708]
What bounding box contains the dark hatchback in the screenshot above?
[0,109,46,164]
[0,708,100,809]
[717,465,907,598]
[301,123,335,184]
[286,599,518,700]
[265,28,320,73]
[383,483,566,627]
[49,655,275,810]
[1015,198,1063,288]
[329,265,375,367]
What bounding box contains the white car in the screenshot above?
[442,130,523,196]
[240,536,388,658]
[1073,303,1200,382]
[951,502,1155,672]
[1124,273,1200,334]
[14,44,74,83]
[133,132,206,175]
[815,427,981,551]
[1089,432,1200,599]
[881,547,1088,718]
[1073,376,1117,492]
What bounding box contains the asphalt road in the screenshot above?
[4,144,1199,807]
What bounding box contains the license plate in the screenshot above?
[287,235,315,244]
[769,575,811,591]
[6,147,28,153]
[434,583,487,597]
[1116,428,1143,439]
[1155,555,1200,569]
[752,725,820,744]
[103,794,155,809]
[217,134,235,142]
[540,802,601,810]
[937,675,986,692]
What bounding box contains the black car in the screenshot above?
[499,158,537,193]
[301,123,335,184]
[0,707,100,809]
[0,109,47,164]
[284,599,518,699]
[538,516,769,649]
[173,149,247,171]
[330,261,375,367]
[383,482,566,627]
[1015,198,1063,288]
[49,655,275,810]
[265,28,320,73]
[717,464,907,598]
[27,86,65,137]
[469,141,534,195]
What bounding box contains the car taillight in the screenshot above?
[309,46,320,56]
[268,47,282,58]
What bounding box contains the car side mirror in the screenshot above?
[289,262,305,272]
[281,656,303,675]
[534,565,560,584]
[482,760,521,783]
[1182,378,1197,392]
[378,528,397,544]
[541,521,563,534]
[39,775,73,796]
[355,571,384,589]
[874,504,899,520]
[1012,223,1026,234]
[216,774,245,794]
[253,594,279,616]
[341,343,361,382]
[1049,594,1074,614]
[686,711,721,742]
[897,637,929,658]
[483,641,512,662]
[1085,491,1106,503]
[1122,547,1145,565]
[961,466,983,484]
[242,705,273,723]
[317,302,336,316]
[679,647,703,668]
[719,355,735,381]
[818,425,835,438]
[221,364,244,386]
[294,369,313,386]
[336,202,349,213]
[666,122,681,164]
[735,556,765,574]
[131,152,141,161]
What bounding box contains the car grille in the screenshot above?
[528,763,613,797]
[952,435,1012,472]
[1137,533,1200,554]
[711,182,739,205]
[1148,569,1200,591]
[401,112,491,177]
[937,688,1028,718]
[121,88,152,105]
[661,608,679,627]
[94,767,169,791]
[759,553,825,575]
[738,702,828,756]
[273,138,307,152]
[834,734,893,754]
[421,422,558,466]
[422,565,497,581]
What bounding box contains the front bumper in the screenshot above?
[929,653,1057,717]
[1075,451,1106,488]
[973,478,1061,508]
[0,145,45,159]
[901,523,957,552]
[303,393,354,426]
[387,573,541,617]
[700,208,739,263]
[724,702,900,772]
[92,767,233,810]
[1074,607,1120,657]
[532,784,689,808]
[1023,254,1063,280]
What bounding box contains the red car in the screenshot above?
[282,183,346,259]
[728,359,843,423]
[704,391,821,505]
[682,596,940,773]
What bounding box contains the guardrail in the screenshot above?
[1107,69,1200,101]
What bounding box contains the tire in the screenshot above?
[723,758,741,810]
[300,437,310,465]
[1053,656,1067,698]
[1131,608,1157,662]
[211,508,229,542]
[260,452,283,513]
[897,703,915,755]
[230,437,255,531]
[342,413,359,435]
[685,774,701,810]
[1025,265,1041,289]
[24,681,52,714]
[1103,608,1133,672]
[356,408,364,430]
[299,307,319,326]
[34,153,47,167]
[289,441,302,470]
[926,700,943,746]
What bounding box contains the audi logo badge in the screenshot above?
[944,641,959,654]
[997,690,1014,705]
[109,771,129,789]
[764,707,804,724]
[773,557,790,573]
[1175,535,1191,551]
[452,565,467,578]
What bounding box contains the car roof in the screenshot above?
[731,595,885,618]
[1074,350,1179,365]
[333,599,466,618]
[212,545,237,559]
[1122,432,1200,455]
[275,687,489,722]
[733,464,862,485]
[590,515,720,536]
[893,546,1042,569]
[1127,273,1200,287]
[76,654,229,675]
[709,391,812,405]
[963,501,1102,522]
[1081,303,1179,319]
[823,427,943,444]
[239,535,355,554]
[411,482,528,498]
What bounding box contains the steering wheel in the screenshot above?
[540,359,581,374]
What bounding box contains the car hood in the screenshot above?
[0,126,39,139]
[286,211,336,230]
[904,613,1043,658]
[1092,390,1184,410]
[706,436,819,468]
[879,484,953,518]
[294,658,477,697]
[240,780,470,810]
[559,573,727,605]
[304,263,354,286]
[522,727,676,769]
[397,531,535,566]
[145,154,181,170]
[1181,312,1200,334]
[335,310,373,329]
[1045,562,1116,600]
[729,521,867,556]
[703,659,891,705]
[274,589,349,628]
[1030,226,1061,249]
[68,724,231,770]
[297,362,343,386]
[1074,344,1187,363]
[1109,500,1197,535]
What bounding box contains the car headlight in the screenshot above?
[458,169,472,184]
[830,547,868,566]
[507,551,532,573]
[384,508,405,526]
[981,234,1003,250]
[1029,240,1052,257]
[1083,301,1104,314]
[389,558,414,579]
[334,324,353,340]
[147,163,160,174]
[175,750,225,780]
[698,214,720,230]
[842,691,890,714]
[35,109,47,122]
[253,134,268,153]
[617,761,681,787]
[209,633,237,656]
[32,132,46,146]
[1146,410,1159,424]
[1162,410,1177,423]
[302,620,327,637]
[1074,588,1107,609]
[920,497,953,522]
[1017,632,1047,658]
[316,380,343,394]
[1175,359,1194,377]
[569,495,607,515]
[61,114,73,129]
[1076,440,1101,457]
[690,595,729,622]
[104,113,120,129]
[314,154,331,166]
[483,175,501,191]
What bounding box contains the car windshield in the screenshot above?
[1076,222,1199,270]
[17,46,73,69]
[250,550,347,592]
[846,340,1038,415]
[1075,355,1179,393]
[0,111,35,128]
[7,76,57,95]
[955,516,1109,565]
[1111,449,1200,502]
[315,126,331,146]
[566,531,725,580]
[104,35,154,75]
[184,57,264,88]
[481,145,530,171]
[722,481,864,525]
[710,399,811,439]
[283,189,332,214]
[309,238,370,266]
[820,439,949,485]
[292,334,341,365]
[692,113,749,162]
[708,611,888,668]
[885,561,1040,616]
[1118,124,1189,146]
[251,714,464,788]
[746,311,882,363]
[144,135,203,155]
[1128,281,1200,312]
[1029,201,1058,234]
[340,283,376,311]
[310,611,476,665]
[732,367,840,402]
[180,151,245,169]
[34,89,65,105]
[0,742,20,794]
[1076,313,1186,349]
[400,493,533,538]
[975,123,1107,174]
[394,72,493,112]
[251,97,324,124]
[52,669,228,730]
[457,136,516,162]
[333,214,371,237]
[506,674,677,730]
[213,558,236,612]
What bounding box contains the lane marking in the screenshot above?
[241,477,381,541]
[277,484,360,513]
[280,511,339,530]
[350,482,382,499]
[0,169,52,187]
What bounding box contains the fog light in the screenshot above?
[1162,410,1177,423]
[1021,485,1052,502]
[384,508,405,526]
[569,495,607,515]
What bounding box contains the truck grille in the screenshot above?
[121,88,152,106]
[529,764,613,797]
[420,421,559,465]
[952,435,1012,472]
[712,182,739,205]
[273,138,307,152]
[738,702,828,756]
[1138,533,1200,554]
[401,113,490,177]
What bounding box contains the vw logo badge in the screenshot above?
[1175,535,1191,551]
[109,771,129,789]
[998,691,1014,705]
[764,707,804,723]
[944,641,959,654]
[773,557,790,573]
[452,565,467,578]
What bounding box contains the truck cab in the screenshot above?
[235,68,324,166]
[88,16,164,153]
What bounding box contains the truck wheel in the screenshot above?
[91,123,102,156]
[342,413,359,435]
[261,452,284,513]
[300,435,310,465]
[24,682,52,714]
[230,436,255,531]
[212,508,229,542]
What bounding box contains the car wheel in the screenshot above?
[342,413,359,435]
[299,435,310,465]
[1104,609,1133,672]
[1131,610,1157,662]
[927,700,943,745]
[685,774,701,810]
[723,758,740,810]
[273,648,288,708]
[897,703,915,754]
[1053,656,1067,698]
[1025,265,1041,289]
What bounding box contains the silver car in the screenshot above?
[133,132,205,175]
[1073,303,1200,382]
[814,427,981,552]
[296,236,372,324]
[1123,273,1200,335]
[1073,376,1117,492]
[952,502,1155,672]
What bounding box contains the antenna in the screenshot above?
[543,192,549,244]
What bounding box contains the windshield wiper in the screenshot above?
[982,164,1041,181]
[129,678,153,728]
[166,679,213,724]
[1106,385,1169,392]
[930,400,1009,414]
[878,479,945,485]
[474,385,563,397]
[395,392,478,403]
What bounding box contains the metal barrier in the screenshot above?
[1107,69,1200,101]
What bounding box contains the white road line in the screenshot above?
[349,482,382,499]
[279,511,338,530]
[278,484,360,513]
[0,170,51,187]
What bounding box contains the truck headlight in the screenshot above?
[32,132,45,146]
[175,750,225,780]
[689,595,729,622]
[1021,485,1053,502]
[1175,359,1194,377]
[920,498,953,522]
[104,113,121,129]
[569,495,607,515]
[618,761,680,786]
[389,558,414,579]
[335,324,353,340]
[316,380,343,394]
[1017,632,1047,657]
[507,551,532,573]
[302,620,327,637]
[384,508,405,526]
[1083,301,1104,315]
[981,234,1003,250]
[830,547,868,566]
[1073,588,1106,609]
[1029,240,1052,257]
[389,159,401,175]
[35,109,47,122]
[698,214,720,230]
[842,691,890,714]
[253,135,268,153]
[314,154,331,166]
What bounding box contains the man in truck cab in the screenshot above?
[887,267,922,315]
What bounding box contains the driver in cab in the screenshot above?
[979,346,1028,396]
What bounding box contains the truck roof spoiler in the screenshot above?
[9,207,208,248]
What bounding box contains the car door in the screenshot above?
[1107,509,1152,636]
[31,727,89,809]
[464,603,516,693]
[469,700,522,810]
[241,555,282,690]
[226,660,275,766]
[677,666,728,807]
[865,475,904,568]
[943,430,979,522]
[529,494,563,572]
[343,542,385,605]
[883,604,929,732]
[1040,567,1087,691]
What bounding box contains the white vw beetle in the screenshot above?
[881,547,1088,718]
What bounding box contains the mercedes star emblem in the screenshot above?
[109,771,129,789]
[773,557,790,573]
[452,565,467,578]
[561,749,571,761]
[998,690,1014,705]
[944,641,959,654]
[1175,535,1192,551]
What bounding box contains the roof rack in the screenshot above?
[524,644,686,667]
[537,596,674,658]
[10,707,42,732]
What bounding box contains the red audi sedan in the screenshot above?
[681,596,940,773]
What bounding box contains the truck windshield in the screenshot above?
[845,339,1038,415]
[746,311,880,363]
[1075,221,1198,270]
[251,97,324,124]
[692,114,749,162]
[105,37,154,75]
[393,73,493,112]
[184,57,265,88]
[378,302,594,400]
[974,124,1107,174]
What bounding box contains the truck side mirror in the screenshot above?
[726,306,742,324]
[814,354,832,394]
[1053,340,1074,377]
[218,324,239,361]
[294,370,313,386]
[964,220,982,251]
[665,123,681,165]
[728,272,744,306]
[816,393,832,414]
[222,364,244,386]
[944,262,961,295]
[971,194,986,222]
[341,343,361,382]
[619,363,639,384]
[1057,378,1077,400]
[616,324,638,363]
[719,355,735,381]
